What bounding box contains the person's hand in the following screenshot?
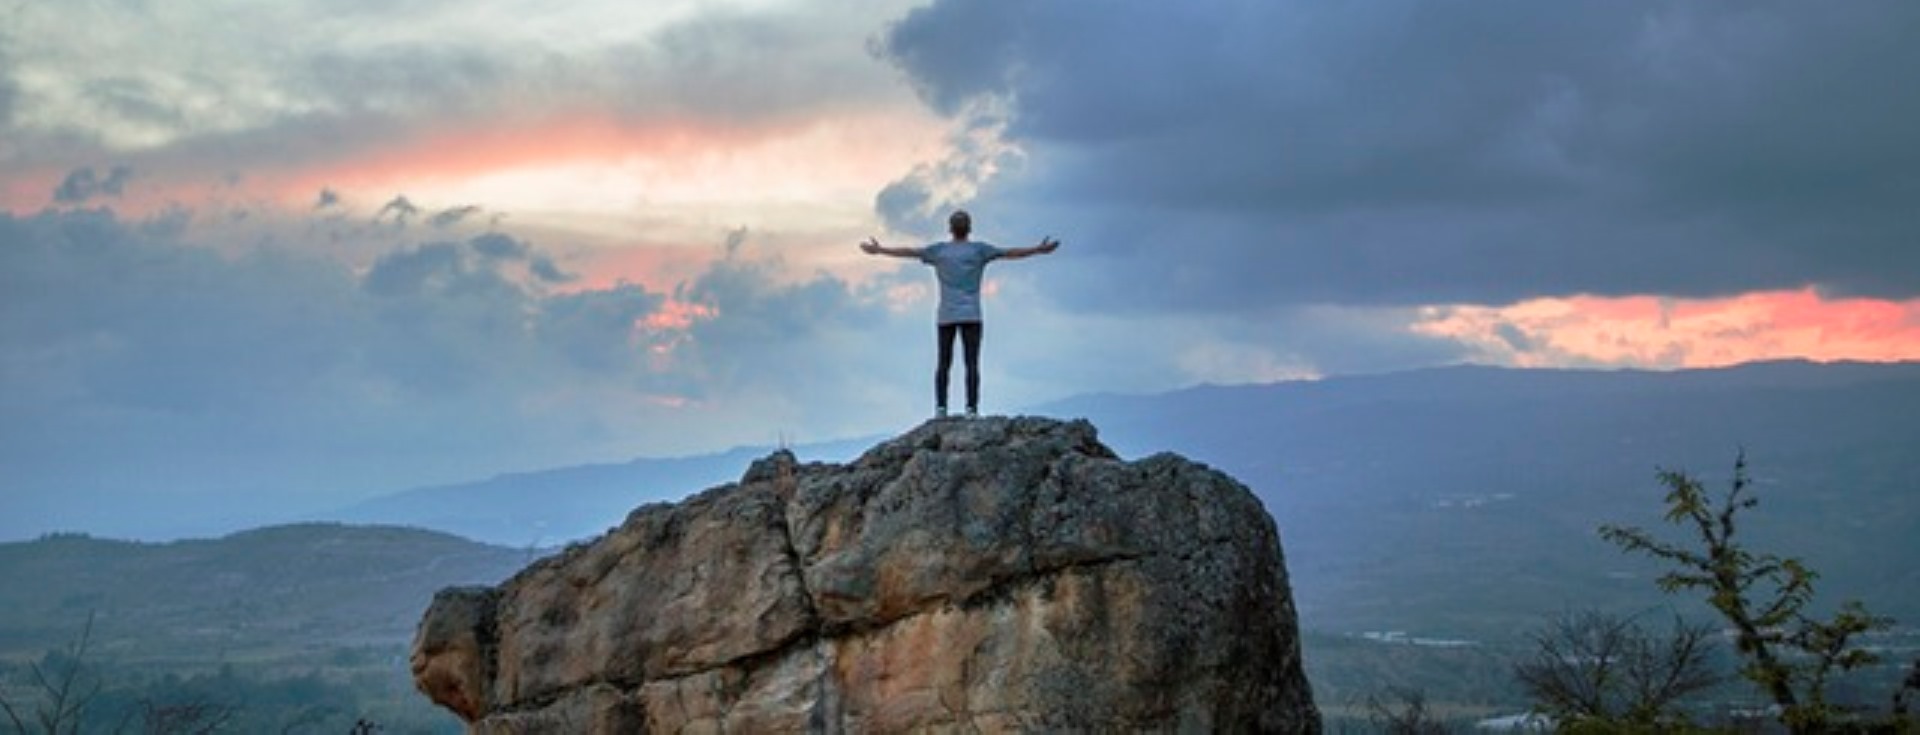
[1038,236,1060,253]
[860,237,882,255]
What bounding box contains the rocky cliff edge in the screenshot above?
[411,416,1320,733]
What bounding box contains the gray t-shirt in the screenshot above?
[915,240,1005,324]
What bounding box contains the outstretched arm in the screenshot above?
[998,236,1061,260]
[860,237,920,259]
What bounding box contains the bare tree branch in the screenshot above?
[1515,610,1718,728]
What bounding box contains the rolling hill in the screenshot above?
[0,523,526,665]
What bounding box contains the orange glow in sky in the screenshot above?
[269,110,942,218]
[1415,289,1920,368]
[640,299,717,332]
[275,117,761,202]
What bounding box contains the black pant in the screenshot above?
[935,322,983,411]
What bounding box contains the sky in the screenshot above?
[4,0,1919,540]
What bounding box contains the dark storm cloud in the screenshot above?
[0,208,692,537]
[0,38,15,126]
[537,285,665,372]
[675,247,903,400]
[0,213,632,416]
[428,205,483,229]
[302,45,510,120]
[529,255,571,284]
[879,1,1920,308]
[464,232,571,283]
[363,241,470,298]
[1,209,354,413]
[375,195,421,226]
[874,176,936,234]
[53,165,134,203]
[872,103,1015,233]
[607,7,919,127]
[5,5,921,187]
[0,207,946,539]
[138,203,193,238]
[359,233,558,331]
[469,231,526,260]
[82,76,190,134]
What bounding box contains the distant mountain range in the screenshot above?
[3,358,1915,716]
[328,439,877,546]
[1040,359,1920,635]
[322,359,1920,638]
[5,360,1911,725]
[0,523,526,664]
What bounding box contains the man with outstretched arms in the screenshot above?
[861,210,1060,418]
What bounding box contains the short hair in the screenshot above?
[948,210,971,232]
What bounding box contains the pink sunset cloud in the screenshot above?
[0,166,67,213]
[570,245,716,293]
[639,299,716,333]
[270,117,759,199]
[1416,289,1920,369]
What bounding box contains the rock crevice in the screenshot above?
[412,416,1320,733]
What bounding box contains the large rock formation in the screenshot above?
[412,416,1320,733]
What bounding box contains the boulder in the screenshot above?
[411,416,1319,733]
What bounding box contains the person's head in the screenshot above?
[948,209,972,239]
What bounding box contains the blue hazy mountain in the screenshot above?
[1039,359,1920,635]
[333,360,1920,637]
[0,523,527,657]
[328,437,877,547]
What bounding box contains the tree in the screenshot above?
[1599,452,1894,733]
[1363,687,1453,735]
[1895,658,1920,718]
[0,613,105,735]
[138,698,236,735]
[1513,610,1718,729]
[0,614,246,735]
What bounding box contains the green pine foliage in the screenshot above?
[1599,453,1905,733]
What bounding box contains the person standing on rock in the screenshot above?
[861,210,1059,419]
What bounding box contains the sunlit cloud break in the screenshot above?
[1416,290,1920,369]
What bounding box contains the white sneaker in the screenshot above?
[935,406,948,419]
[965,406,979,418]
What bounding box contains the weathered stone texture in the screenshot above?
[412,416,1320,733]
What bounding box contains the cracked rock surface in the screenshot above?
[411,416,1320,733]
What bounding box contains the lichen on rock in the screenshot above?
[412,416,1320,733]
